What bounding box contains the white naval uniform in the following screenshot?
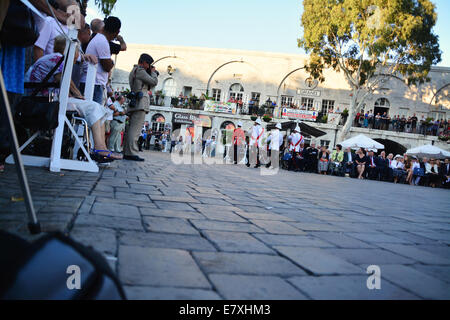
[267,129,284,151]
[289,133,304,152]
[250,124,264,148]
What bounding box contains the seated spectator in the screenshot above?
[366,150,377,179]
[354,148,368,179]
[26,35,122,160]
[386,153,394,181]
[426,159,440,188]
[392,155,405,184]
[343,147,356,177]
[318,146,330,175]
[329,144,344,176]
[376,151,388,181]
[407,156,420,185]
[33,0,81,61]
[441,158,450,188]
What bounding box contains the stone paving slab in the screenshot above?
[192,252,307,276]
[143,216,200,235]
[274,246,363,275]
[124,286,222,300]
[209,274,308,300]
[287,275,420,300]
[119,246,211,288]
[376,264,450,300]
[250,219,307,235]
[190,220,265,233]
[119,231,216,252]
[201,230,275,254]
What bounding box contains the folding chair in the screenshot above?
[6,28,99,173]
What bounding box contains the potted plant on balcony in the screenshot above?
[341,108,349,125]
[250,115,258,121]
[438,132,449,142]
[263,114,272,123]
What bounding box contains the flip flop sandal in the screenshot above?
[91,150,115,163]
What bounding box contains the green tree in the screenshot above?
[80,0,118,16]
[299,0,441,141]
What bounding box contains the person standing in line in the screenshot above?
[266,123,284,169]
[123,53,158,161]
[80,16,121,105]
[232,122,245,164]
[288,125,303,171]
[248,118,264,168]
[108,95,127,153]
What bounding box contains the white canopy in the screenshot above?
[406,144,450,159]
[340,134,384,151]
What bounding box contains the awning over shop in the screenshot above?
[266,121,327,138]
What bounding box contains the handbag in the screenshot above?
[15,56,64,131]
[0,0,39,47]
[413,167,425,177]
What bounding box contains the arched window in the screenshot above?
[151,114,165,123]
[229,83,244,92]
[220,121,235,145]
[374,98,390,108]
[151,114,165,132]
[163,78,177,97]
[229,83,244,102]
[221,121,235,130]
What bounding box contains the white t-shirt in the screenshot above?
[34,16,69,56]
[80,33,111,86]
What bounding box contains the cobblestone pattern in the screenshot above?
[1,151,449,300]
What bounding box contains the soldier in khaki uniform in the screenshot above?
[123,54,158,161]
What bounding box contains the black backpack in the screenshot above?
[0,231,126,300]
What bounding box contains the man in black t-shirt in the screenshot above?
[411,114,418,133]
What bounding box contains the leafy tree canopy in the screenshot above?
[299,0,441,88]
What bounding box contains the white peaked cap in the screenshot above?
[276,123,282,129]
[237,121,243,127]
[294,125,301,132]
[255,118,262,125]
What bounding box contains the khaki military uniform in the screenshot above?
[123,65,158,157]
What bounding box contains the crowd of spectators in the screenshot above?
[0,0,129,172]
[284,143,450,189]
[354,111,449,137]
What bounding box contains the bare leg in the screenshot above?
[91,121,122,160]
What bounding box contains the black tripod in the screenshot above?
[0,69,40,234]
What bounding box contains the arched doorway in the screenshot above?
[162,78,177,98]
[229,83,244,102]
[374,139,407,156]
[151,114,165,133]
[220,121,236,145]
[374,98,390,116]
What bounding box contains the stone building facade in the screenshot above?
[111,44,450,153]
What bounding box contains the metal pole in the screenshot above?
[206,60,244,97]
[0,69,40,234]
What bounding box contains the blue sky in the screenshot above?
[86,0,450,66]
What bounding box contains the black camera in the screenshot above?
[127,91,143,108]
[147,67,159,77]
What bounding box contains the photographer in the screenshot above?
[123,53,158,161]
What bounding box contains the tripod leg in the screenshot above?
[0,69,40,234]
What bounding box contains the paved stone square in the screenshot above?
[1,151,449,300]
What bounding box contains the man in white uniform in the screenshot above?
[266,122,284,169]
[289,125,304,171]
[248,118,264,168]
